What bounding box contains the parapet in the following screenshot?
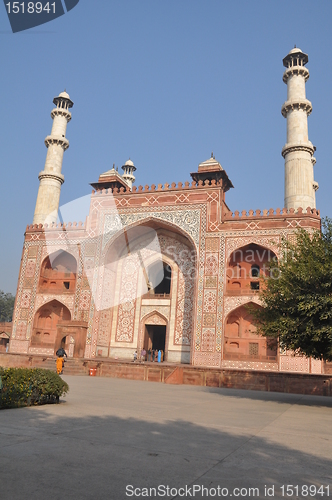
[224,207,320,219]
[91,178,222,196]
[26,221,86,232]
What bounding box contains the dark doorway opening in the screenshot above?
[60,335,75,357]
[144,325,166,358]
[148,262,171,295]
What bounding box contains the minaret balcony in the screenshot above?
[281,141,314,158]
[283,65,309,83]
[281,99,312,118]
[38,171,65,184]
[51,108,72,122]
[44,135,70,150]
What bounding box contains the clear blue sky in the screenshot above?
[1,1,332,293]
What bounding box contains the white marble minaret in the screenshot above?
[121,158,136,189]
[281,47,318,210]
[33,91,73,224]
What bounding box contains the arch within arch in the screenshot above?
[226,239,279,262]
[226,244,278,294]
[224,303,277,361]
[38,250,77,294]
[96,221,196,363]
[102,225,196,343]
[102,216,198,263]
[31,300,71,348]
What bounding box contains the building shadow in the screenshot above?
[1,385,331,499]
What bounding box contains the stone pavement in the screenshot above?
[1,376,331,500]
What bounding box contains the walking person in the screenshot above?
[147,348,151,361]
[56,356,65,375]
[56,347,67,358]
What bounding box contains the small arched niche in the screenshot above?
[38,251,77,294]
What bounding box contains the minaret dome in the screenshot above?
[121,158,136,189]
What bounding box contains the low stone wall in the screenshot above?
[0,353,331,397]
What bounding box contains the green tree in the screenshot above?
[0,291,15,322]
[251,218,332,361]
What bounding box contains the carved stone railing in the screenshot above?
[223,206,320,219]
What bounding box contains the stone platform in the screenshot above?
[1,353,331,397]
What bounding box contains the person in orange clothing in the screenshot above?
[56,356,64,375]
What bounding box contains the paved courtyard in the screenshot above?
[1,376,331,499]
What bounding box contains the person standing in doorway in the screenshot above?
[147,348,151,362]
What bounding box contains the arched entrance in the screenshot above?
[143,313,168,361]
[224,303,277,361]
[31,300,71,348]
[60,335,75,357]
[100,220,197,363]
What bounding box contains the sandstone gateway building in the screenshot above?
[9,48,323,373]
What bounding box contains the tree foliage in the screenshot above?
[0,291,15,322]
[251,218,332,361]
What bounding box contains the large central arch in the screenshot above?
[92,219,198,363]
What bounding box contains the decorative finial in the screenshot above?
[294,44,296,48]
[116,166,118,172]
[211,152,213,158]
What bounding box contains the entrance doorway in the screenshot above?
[144,325,166,358]
[60,335,75,357]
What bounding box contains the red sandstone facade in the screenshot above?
[9,156,323,373]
